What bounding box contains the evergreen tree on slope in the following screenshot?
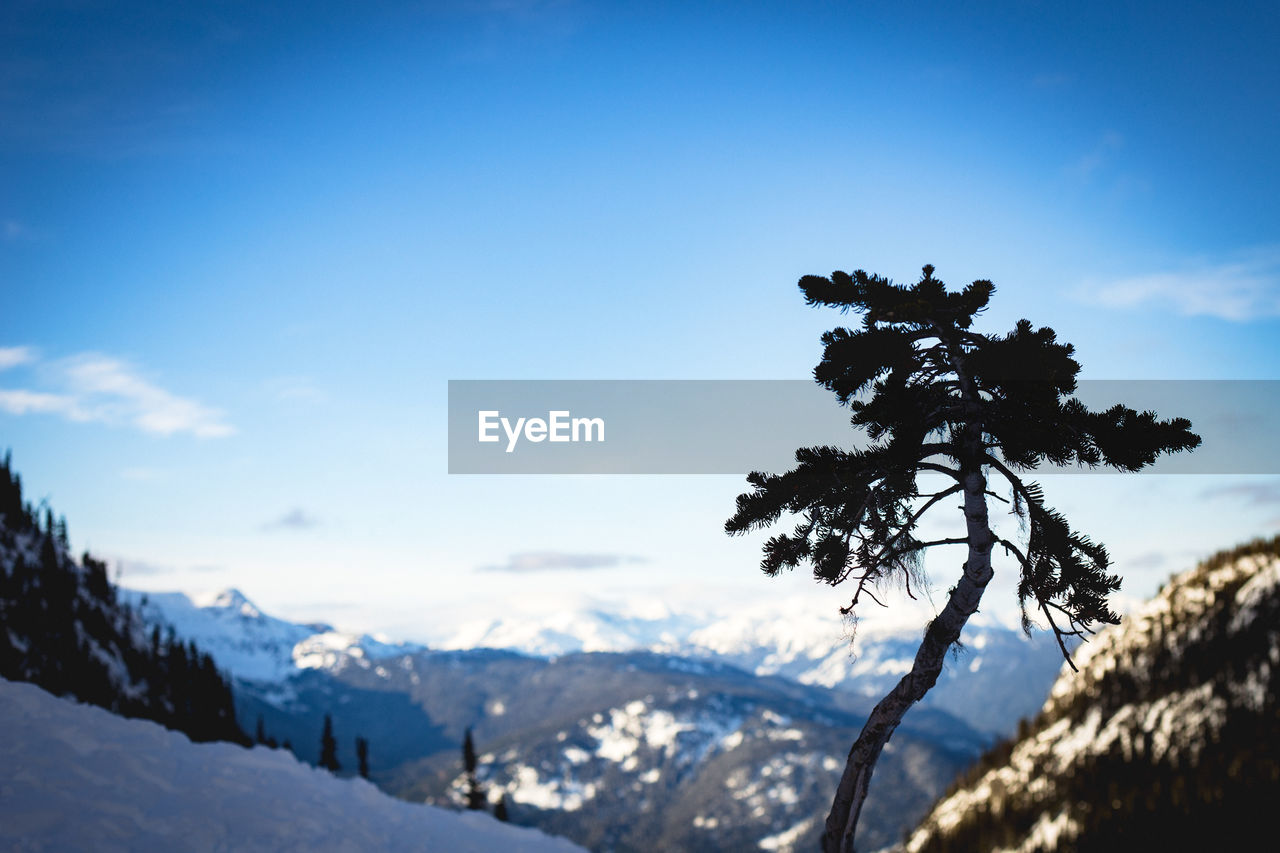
[726,266,1200,852]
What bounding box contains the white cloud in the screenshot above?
[0,388,88,420]
[62,356,234,438]
[1201,480,1280,505]
[0,346,35,370]
[0,351,234,438]
[1081,248,1280,321]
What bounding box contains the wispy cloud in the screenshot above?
[260,508,321,532]
[0,350,234,438]
[64,356,234,437]
[1201,480,1280,505]
[1080,248,1280,321]
[0,346,35,370]
[478,551,646,572]
[113,557,176,577]
[113,557,223,578]
[1125,551,1169,570]
[0,389,89,420]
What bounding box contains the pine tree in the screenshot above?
[463,727,477,775]
[319,714,341,773]
[463,727,486,810]
[494,794,510,822]
[355,736,370,779]
[726,265,1200,853]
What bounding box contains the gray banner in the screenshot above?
[447,380,1280,475]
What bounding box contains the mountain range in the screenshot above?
[431,594,1069,738]
[120,584,1068,851]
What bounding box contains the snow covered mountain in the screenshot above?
[433,593,1067,738]
[375,649,985,853]
[0,676,583,853]
[898,535,1280,853]
[125,584,1066,739]
[121,587,421,684]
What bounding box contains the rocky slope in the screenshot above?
[379,650,983,852]
[899,536,1280,853]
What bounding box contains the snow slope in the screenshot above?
[0,677,584,853]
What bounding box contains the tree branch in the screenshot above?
[1038,601,1080,672]
[983,453,1036,501]
[918,462,963,481]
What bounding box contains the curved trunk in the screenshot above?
[821,464,995,853]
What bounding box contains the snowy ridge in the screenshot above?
[436,592,962,657]
[431,593,1064,736]
[436,594,1032,690]
[122,588,422,683]
[0,677,583,853]
[443,604,708,658]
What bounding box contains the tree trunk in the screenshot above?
[820,465,995,853]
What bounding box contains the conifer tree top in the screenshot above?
[727,265,1201,658]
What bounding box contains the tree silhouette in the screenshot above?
[726,266,1200,853]
[462,727,486,810]
[319,714,340,773]
[355,736,370,779]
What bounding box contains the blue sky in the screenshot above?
[2,0,1279,636]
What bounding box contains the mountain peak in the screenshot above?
[207,588,261,618]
